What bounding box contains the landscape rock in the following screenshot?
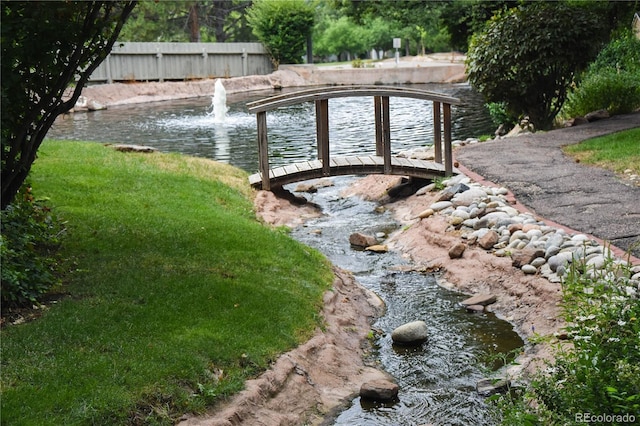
[585,109,610,122]
[391,320,429,345]
[349,232,378,248]
[478,230,499,249]
[436,183,470,202]
[477,377,510,396]
[448,242,466,259]
[360,379,399,402]
[430,201,453,212]
[417,208,435,219]
[511,248,545,268]
[112,144,156,153]
[365,244,388,253]
[465,304,485,313]
[451,187,487,207]
[460,294,497,307]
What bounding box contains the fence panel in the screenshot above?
[89,42,273,83]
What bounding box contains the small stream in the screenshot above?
[287,178,522,425]
[48,84,523,424]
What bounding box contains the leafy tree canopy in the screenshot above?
[1,1,136,209]
[440,0,518,52]
[466,1,609,130]
[118,0,254,43]
[333,0,450,55]
[247,0,315,68]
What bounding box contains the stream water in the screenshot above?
[48,84,523,424]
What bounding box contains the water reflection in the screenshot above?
[47,84,494,173]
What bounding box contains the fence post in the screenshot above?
[105,53,113,84]
[202,49,208,77]
[156,49,164,82]
[242,48,248,76]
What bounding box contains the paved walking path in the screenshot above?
[455,112,640,259]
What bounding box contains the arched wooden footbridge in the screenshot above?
[246,86,461,190]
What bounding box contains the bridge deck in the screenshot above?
[248,155,458,189]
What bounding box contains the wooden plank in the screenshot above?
[249,173,262,186]
[271,167,287,178]
[296,161,315,172]
[333,157,350,167]
[283,164,299,175]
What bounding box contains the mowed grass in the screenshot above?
[563,127,640,176]
[1,141,334,425]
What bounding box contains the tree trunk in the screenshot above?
[188,2,200,42]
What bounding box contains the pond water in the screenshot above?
[48,83,495,173]
[48,83,522,424]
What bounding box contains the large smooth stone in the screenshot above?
[391,320,429,345]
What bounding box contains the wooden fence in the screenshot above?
[88,42,273,83]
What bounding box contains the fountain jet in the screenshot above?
[211,79,228,124]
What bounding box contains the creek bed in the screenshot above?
[288,177,523,426]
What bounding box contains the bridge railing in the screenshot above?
[246,86,461,190]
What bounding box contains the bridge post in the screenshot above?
[315,99,330,176]
[443,103,453,176]
[256,111,270,190]
[374,97,383,155]
[433,102,442,164]
[381,96,391,174]
[374,96,392,173]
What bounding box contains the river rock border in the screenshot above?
[414,172,640,296]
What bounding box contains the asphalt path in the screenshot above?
[455,112,640,259]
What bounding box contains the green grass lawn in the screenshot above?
[1,141,334,425]
[563,127,640,177]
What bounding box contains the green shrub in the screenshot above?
[564,70,640,117]
[589,29,640,74]
[1,184,66,308]
[493,250,640,423]
[562,30,640,118]
[485,101,518,130]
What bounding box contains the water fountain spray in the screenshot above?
[210,79,228,124]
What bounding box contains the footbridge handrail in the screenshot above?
[247,85,461,190]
